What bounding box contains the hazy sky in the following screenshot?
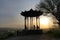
[0,0,40,29]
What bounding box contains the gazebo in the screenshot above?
[20,9,43,30]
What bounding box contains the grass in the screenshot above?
[45,27,60,38]
[0,30,17,40]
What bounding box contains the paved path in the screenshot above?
[5,35,60,40]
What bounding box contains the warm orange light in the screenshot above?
[40,16,50,29]
[40,17,49,25]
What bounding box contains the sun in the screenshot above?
[40,16,50,29]
[39,13,59,29]
[40,16,49,25]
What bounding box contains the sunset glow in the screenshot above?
[40,16,49,25]
[40,16,50,29]
[39,13,59,29]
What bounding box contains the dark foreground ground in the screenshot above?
[0,28,60,40]
[5,34,60,40]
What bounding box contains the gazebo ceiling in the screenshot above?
[21,9,43,17]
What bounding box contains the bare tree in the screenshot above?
[36,0,60,24]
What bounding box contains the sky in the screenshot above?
[0,0,40,29]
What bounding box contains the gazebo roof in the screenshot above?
[21,9,43,17]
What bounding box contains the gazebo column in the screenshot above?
[36,17,38,28]
[38,17,40,30]
[24,17,27,30]
[36,16,39,30]
[36,17,37,30]
[30,17,33,30]
[26,17,29,29]
[32,17,33,29]
[38,17,40,29]
[29,17,30,30]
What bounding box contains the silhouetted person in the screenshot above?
[25,25,27,30]
[25,25,28,30]
[37,25,39,30]
[34,25,35,30]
